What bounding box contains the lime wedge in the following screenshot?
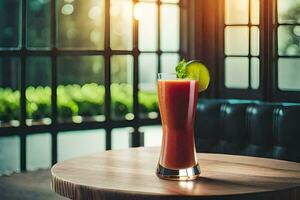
[186,60,210,92]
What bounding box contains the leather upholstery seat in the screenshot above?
[194,99,300,163]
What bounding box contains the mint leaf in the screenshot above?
[175,59,187,79]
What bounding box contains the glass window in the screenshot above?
[57,0,105,50]
[225,26,249,56]
[26,57,52,126]
[137,1,180,119]
[111,127,133,150]
[278,26,300,56]
[277,1,300,92]
[136,2,158,51]
[277,0,300,24]
[160,4,180,51]
[138,53,158,119]
[251,57,260,89]
[161,0,180,3]
[27,0,51,49]
[225,57,249,89]
[161,53,180,73]
[0,0,21,49]
[224,0,260,90]
[278,59,300,91]
[26,133,51,170]
[0,57,20,127]
[111,55,134,120]
[0,136,20,174]
[251,26,260,56]
[57,56,105,123]
[225,0,249,25]
[58,129,106,162]
[251,0,260,25]
[140,125,162,147]
[0,0,181,172]
[110,0,133,50]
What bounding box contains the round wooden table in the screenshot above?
[51,147,300,200]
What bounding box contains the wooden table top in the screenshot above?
[51,147,300,200]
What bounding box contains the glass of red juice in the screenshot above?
[156,73,200,180]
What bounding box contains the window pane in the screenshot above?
[27,0,51,49]
[225,26,249,55]
[110,0,133,50]
[138,53,158,119]
[111,55,133,120]
[251,0,260,25]
[161,0,180,3]
[251,26,260,56]
[0,136,20,174]
[225,0,249,24]
[140,125,162,147]
[57,0,105,49]
[139,54,157,90]
[278,59,300,91]
[160,4,180,51]
[278,26,300,56]
[161,53,180,73]
[111,127,133,150]
[136,2,158,51]
[58,129,106,162]
[26,57,51,126]
[0,0,20,49]
[225,57,249,89]
[57,56,105,123]
[277,0,300,24]
[251,57,260,89]
[0,57,20,127]
[26,133,51,171]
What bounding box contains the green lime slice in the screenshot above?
[186,60,210,92]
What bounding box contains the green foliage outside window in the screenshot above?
[0,88,20,122]
[0,83,158,123]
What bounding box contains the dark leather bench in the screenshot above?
[194,99,300,163]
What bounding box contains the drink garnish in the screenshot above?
[175,59,210,92]
[175,59,187,79]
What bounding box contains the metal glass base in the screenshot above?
[156,163,201,181]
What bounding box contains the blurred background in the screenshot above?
[0,0,300,174]
[0,0,180,174]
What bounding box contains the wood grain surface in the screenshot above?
[51,147,300,200]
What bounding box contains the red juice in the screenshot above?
[157,79,199,169]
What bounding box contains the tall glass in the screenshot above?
[156,73,200,180]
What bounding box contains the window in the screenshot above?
[189,0,300,100]
[224,0,260,90]
[0,0,181,172]
[276,0,300,92]
[214,0,300,101]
